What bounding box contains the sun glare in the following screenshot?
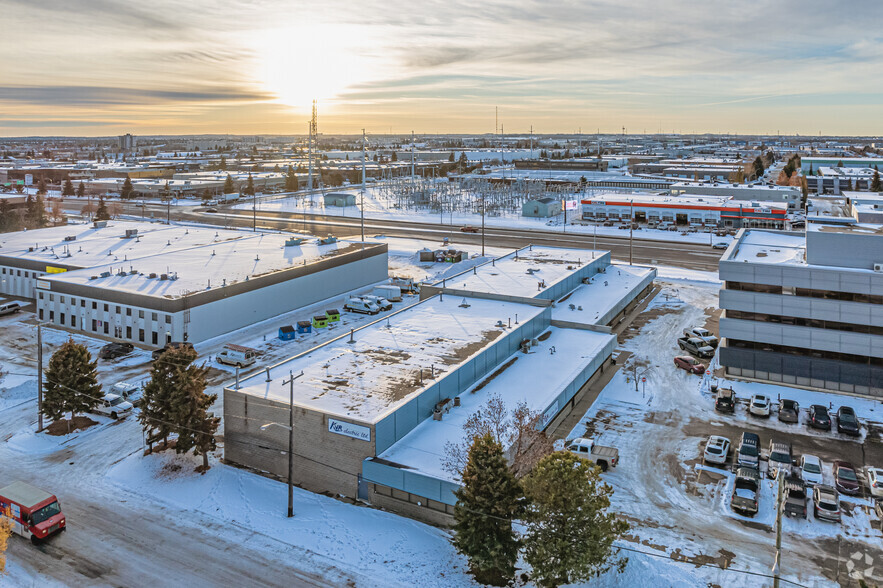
[255,24,374,110]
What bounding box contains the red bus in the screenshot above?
[0,481,66,544]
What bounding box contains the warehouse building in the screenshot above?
[718,213,883,397]
[670,182,801,207]
[521,197,562,218]
[580,193,788,229]
[35,233,387,346]
[225,246,655,524]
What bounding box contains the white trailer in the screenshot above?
[373,285,402,302]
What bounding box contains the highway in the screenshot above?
[65,200,724,272]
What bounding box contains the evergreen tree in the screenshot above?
[449,151,455,162]
[32,194,47,227]
[121,175,134,200]
[76,182,85,198]
[36,179,47,196]
[872,170,881,192]
[837,160,844,167]
[95,194,110,220]
[452,433,522,586]
[223,174,235,194]
[62,179,75,197]
[168,359,219,472]
[140,346,197,450]
[458,151,468,168]
[752,156,764,180]
[245,173,255,196]
[284,165,299,191]
[219,156,227,171]
[0,199,10,232]
[391,151,398,162]
[521,452,628,588]
[42,340,102,429]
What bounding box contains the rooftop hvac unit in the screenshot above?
[63,235,76,242]
[160,274,168,280]
[99,271,111,278]
[874,263,883,273]
[123,229,138,238]
[93,220,108,228]
[148,272,157,279]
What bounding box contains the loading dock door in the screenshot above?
[676,213,688,225]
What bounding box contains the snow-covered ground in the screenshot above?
[233,186,738,246]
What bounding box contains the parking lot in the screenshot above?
[572,275,883,587]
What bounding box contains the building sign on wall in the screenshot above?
[45,266,67,274]
[24,174,33,186]
[35,280,51,290]
[328,418,371,442]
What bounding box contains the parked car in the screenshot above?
[767,441,793,479]
[712,241,729,250]
[677,336,715,359]
[683,327,719,348]
[98,342,134,360]
[777,399,800,423]
[204,207,218,213]
[748,394,771,418]
[203,199,219,206]
[783,477,807,519]
[216,344,258,368]
[833,461,861,496]
[800,454,824,486]
[0,300,24,316]
[344,296,380,315]
[152,341,195,361]
[674,355,705,375]
[460,225,480,233]
[566,438,619,471]
[111,381,142,407]
[836,406,860,437]
[736,432,761,470]
[704,436,730,465]
[731,467,760,516]
[714,388,735,413]
[808,404,832,430]
[92,393,134,420]
[361,295,393,311]
[867,467,883,498]
[813,485,841,522]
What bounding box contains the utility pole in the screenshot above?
[530,125,533,158]
[361,129,366,242]
[629,199,634,265]
[37,323,43,432]
[282,370,297,518]
[166,199,170,225]
[253,188,257,232]
[481,196,485,256]
[773,469,784,588]
[411,130,415,181]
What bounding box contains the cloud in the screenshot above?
[0,86,271,107]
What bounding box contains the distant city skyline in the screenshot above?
[2,0,883,137]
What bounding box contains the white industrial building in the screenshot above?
[0,221,387,346]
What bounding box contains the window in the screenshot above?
[23,271,28,278]
[138,329,145,342]
[80,299,85,307]
[16,270,20,276]
[139,310,144,319]
[70,316,76,329]
[60,313,65,325]
[151,312,157,322]
[115,306,121,314]
[92,301,97,310]
[126,308,131,316]
[92,319,97,331]
[49,311,54,321]
[126,326,132,339]
[38,292,43,300]
[60,296,65,304]
[49,294,54,302]
[151,331,158,345]
[38,309,44,320]
[165,315,171,324]
[70,298,76,306]
[103,304,108,312]
[103,322,109,335]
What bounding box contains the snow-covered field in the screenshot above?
[233,186,737,246]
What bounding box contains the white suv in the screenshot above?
[703,435,730,465]
[749,394,771,417]
[800,454,824,486]
[93,393,134,419]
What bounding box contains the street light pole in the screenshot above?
[629,199,634,265]
[282,370,295,518]
[481,196,486,256]
[361,129,366,242]
[37,323,43,432]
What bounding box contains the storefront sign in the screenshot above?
[45,266,67,274]
[35,280,51,290]
[328,418,371,442]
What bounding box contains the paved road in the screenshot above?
[64,200,724,272]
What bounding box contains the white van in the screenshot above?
[373,285,402,302]
[361,295,392,311]
[344,296,380,315]
[216,344,258,368]
[0,301,23,317]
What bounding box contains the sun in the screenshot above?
[255,24,373,109]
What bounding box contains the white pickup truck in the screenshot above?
[566,438,619,471]
[683,327,719,348]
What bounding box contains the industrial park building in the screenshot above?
[224,246,656,525]
[0,221,387,346]
[718,200,883,397]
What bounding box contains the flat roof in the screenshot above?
[234,296,545,423]
[730,230,805,265]
[438,246,599,298]
[378,326,615,482]
[551,264,655,325]
[43,233,369,300]
[582,193,731,207]
[0,221,249,270]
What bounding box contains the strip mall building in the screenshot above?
[580,193,788,229]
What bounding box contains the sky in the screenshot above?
[2,0,883,137]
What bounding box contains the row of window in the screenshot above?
[38,292,172,323]
[1,267,35,278]
[726,310,883,336]
[39,307,168,345]
[725,339,883,366]
[725,281,883,305]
